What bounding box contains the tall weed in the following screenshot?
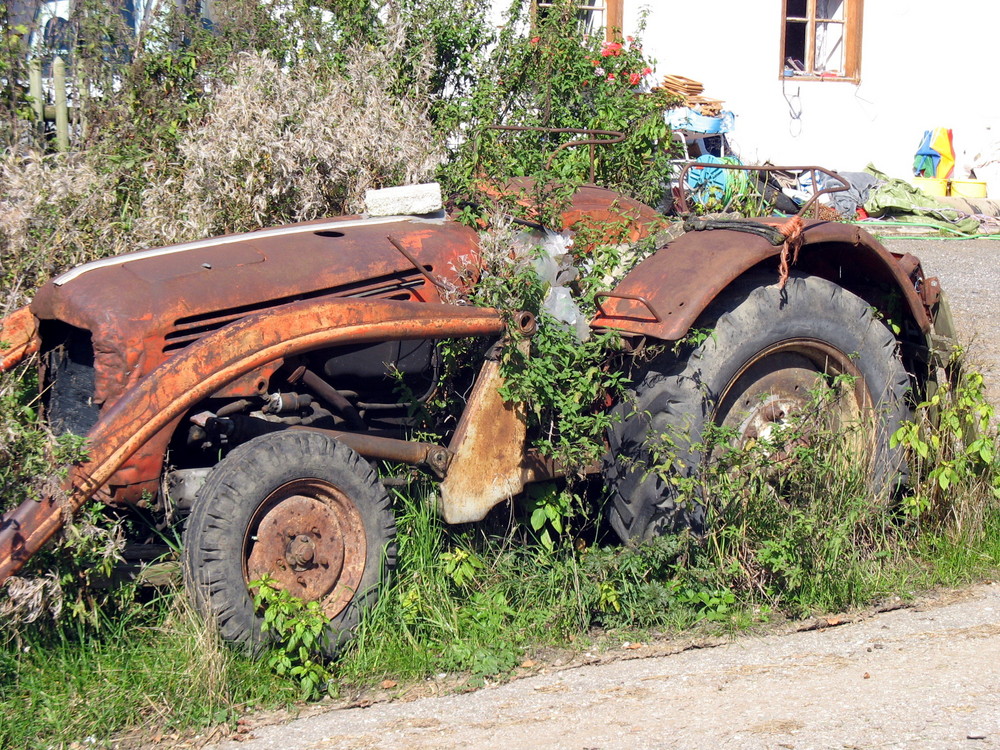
[135,46,441,245]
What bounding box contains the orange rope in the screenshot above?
[776,215,805,289]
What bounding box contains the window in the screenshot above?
[781,0,863,82]
[535,1,624,42]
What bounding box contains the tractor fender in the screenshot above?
[592,220,933,341]
[0,297,505,583]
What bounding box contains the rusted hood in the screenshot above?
[30,214,479,406]
[477,177,662,246]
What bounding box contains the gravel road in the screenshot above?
[204,237,1000,750]
[210,584,1000,750]
[884,238,1000,406]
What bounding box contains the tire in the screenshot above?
[183,431,396,656]
[604,273,911,542]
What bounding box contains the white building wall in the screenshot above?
[628,1,1000,180]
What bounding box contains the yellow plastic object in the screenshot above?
[913,177,949,197]
[950,180,987,199]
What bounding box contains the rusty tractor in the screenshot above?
[0,162,954,654]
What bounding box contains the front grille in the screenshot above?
[41,323,99,436]
[162,272,426,353]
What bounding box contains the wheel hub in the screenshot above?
[285,533,317,571]
[244,479,366,619]
[716,342,869,460]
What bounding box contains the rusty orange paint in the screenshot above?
[0,298,505,583]
[29,218,482,411]
[0,307,40,372]
[475,178,661,247]
[24,216,484,496]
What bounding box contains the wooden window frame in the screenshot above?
[535,1,624,42]
[779,0,863,83]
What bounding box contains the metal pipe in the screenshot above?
[311,429,450,474]
[386,235,451,291]
[216,415,449,474]
[675,162,850,218]
[292,366,366,431]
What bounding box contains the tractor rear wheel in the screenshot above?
[604,273,911,542]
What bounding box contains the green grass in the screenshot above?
[0,595,297,748]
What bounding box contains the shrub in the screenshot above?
[439,0,680,212]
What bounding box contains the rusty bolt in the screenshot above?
[429,449,451,470]
[286,534,317,570]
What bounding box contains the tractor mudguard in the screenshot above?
[593,220,934,340]
[0,297,505,583]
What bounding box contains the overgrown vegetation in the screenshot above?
[437,3,678,213]
[1,1,999,746]
[4,352,998,746]
[0,592,299,748]
[338,367,1000,689]
[253,576,332,702]
[459,219,653,470]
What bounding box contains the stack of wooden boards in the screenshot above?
[658,75,725,117]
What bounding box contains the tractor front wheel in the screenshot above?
[183,431,396,656]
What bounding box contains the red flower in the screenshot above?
[600,41,623,57]
[530,36,540,45]
[642,67,653,76]
[629,72,641,85]
[591,59,600,65]
[607,73,616,81]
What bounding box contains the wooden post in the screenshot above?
[53,56,69,151]
[29,58,44,128]
[606,0,624,41]
[79,78,88,144]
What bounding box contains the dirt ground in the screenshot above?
[202,237,1000,750]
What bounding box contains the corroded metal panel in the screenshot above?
[29,216,480,410]
[439,346,529,524]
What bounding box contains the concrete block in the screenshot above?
[365,183,443,217]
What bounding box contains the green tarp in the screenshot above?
[863,165,980,235]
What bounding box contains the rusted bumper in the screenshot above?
[0,306,40,372]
